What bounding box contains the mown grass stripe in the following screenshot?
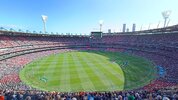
[78,52,115,91]
[71,52,96,91]
[58,53,69,91]
[86,52,124,81]
[44,54,62,91]
[86,53,124,90]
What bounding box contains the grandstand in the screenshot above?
[0,25,178,99]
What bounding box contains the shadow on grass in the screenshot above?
[78,50,156,90]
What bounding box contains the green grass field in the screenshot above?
[20,50,157,92]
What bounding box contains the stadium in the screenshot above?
[0,24,178,99]
[0,0,178,100]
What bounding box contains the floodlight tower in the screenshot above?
[99,20,103,32]
[162,11,171,28]
[41,15,48,33]
[157,21,160,28]
[140,25,143,31]
[148,23,151,30]
[166,19,170,27]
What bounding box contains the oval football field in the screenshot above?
[20,51,156,92]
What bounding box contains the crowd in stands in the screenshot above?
[0,35,89,48]
[0,32,178,99]
[0,87,178,100]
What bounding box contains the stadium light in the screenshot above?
[162,10,171,28]
[140,25,143,31]
[41,15,48,33]
[157,21,160,28]
[99,20,104,32]
[148,23,151,30]
[166,19,170,27]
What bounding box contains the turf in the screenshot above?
[20,50,156,92]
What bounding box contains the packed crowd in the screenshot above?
[0,87,178,100]
[0,35,89,56]
[0,35,89,48]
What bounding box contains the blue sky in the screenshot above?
[0,0,178,34]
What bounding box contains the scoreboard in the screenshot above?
[91,31,102,39]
